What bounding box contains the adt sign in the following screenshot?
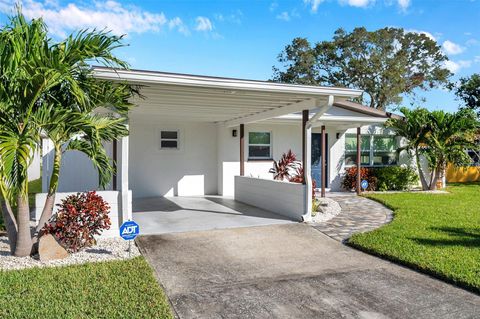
[361,180,369,190]
[120,220,140,240]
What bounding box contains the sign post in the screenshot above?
[119,220,140,258]
[361,180,369,192]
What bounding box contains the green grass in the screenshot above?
[348,183,480,293]
[0,178,42,231]
[0,257,174,319]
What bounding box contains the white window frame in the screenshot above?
[160,129,180,150]
[248,131,272,160]
[345,134,398,167]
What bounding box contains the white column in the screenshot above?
[41,138,54,193]
[303,126,312,221]
[117,130,131,223]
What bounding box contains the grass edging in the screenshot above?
[347,193,480,295]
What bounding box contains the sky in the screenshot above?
[0,0,479,112]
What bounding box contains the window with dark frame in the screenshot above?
[345,134,398,167]
[248,132,272,159]
[160,130,179,149]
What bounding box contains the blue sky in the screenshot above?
[0,0,479,112]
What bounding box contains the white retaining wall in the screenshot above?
[234,176,306,221]
[35,190,130,238]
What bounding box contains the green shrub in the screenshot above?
[374,166,418,191]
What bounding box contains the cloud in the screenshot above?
[397,0,410,11]
[442,40,465,55]
[0,0,191,37]
[276,9,299,21]
[168,17,189,35]
[443,60,471,73]
[339,0,374,8]
[195,16,213,32]
[214,10,242,24]
[304,0,324,12]
[405,29,436,41]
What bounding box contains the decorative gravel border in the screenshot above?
[0,237,140,271]
[309,197,342,223]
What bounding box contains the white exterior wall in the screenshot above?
[129,115,218,198]
[234,176,306,221]
[28,149,41,181]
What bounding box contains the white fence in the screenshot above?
[234,176,307,221]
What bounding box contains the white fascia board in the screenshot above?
[223,98,317,127]
[93,68,363,99]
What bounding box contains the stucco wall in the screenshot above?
[129,115,218,198]
[234,176,306,221]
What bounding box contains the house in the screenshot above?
[35,68,405,237]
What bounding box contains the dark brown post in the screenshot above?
[240,124,245,176]
[112,139,117,191]
[356,127,361,195]
[321,125,326,198]
[302,110,308,184]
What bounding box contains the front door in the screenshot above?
[311,133,328,188]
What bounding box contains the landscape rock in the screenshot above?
[39,234,69,262]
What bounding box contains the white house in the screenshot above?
[36,67,404,237]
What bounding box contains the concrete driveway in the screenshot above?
[136,224,480,319]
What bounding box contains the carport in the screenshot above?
[132,196,294,235]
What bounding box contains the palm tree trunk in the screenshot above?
[33,145,61,246]
[1,199,17,254]
[414,150,428,190]
[429,167,438,190]
[14,195,33,257]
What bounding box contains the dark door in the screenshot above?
[311,133,328,188]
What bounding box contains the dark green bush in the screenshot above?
[374,166,419,191]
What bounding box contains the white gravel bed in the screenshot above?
[0,236,140,271]
[310,197,342,223]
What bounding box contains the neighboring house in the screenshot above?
[446,147,480,183]
[36,68,405,237]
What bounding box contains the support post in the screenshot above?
[302,110,309,184]
[240,124,245,176]
[118,128,131,223]
[321,125,326,198]
[112,139,117,191]
[356,127,361,195]
[304,125,313,218]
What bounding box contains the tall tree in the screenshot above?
[451,73,480,116]
[273,27,451,110]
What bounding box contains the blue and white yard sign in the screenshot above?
[361,180,369,190]
[120,220,140,240]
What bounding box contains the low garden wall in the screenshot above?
[234,176,306,221]
[35,190,131,238]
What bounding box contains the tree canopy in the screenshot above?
[451,73,480,116]
[272,27,451,110]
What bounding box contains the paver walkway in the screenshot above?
[313,192,393,242]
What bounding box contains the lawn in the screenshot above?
[0,257,174,318]
[348,183,480,293]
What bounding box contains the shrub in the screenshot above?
[269,149,299,181]
[375,166,419,191]
[42,191,111,253]
[342,167,377,191]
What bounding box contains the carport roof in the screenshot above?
[93,67,363,124]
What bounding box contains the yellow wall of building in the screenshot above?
[446,164,480,183]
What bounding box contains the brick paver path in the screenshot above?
[313,193,393,242]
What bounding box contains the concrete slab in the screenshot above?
[132,196,294,235]
[137,224,480,319]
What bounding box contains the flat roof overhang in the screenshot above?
[93,67,363,125]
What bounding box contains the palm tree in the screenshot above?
[423,109,479,189]
[0,11,134,256]
[386,107,430,190]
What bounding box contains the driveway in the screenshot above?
[136,224,480,319]
[133,196,294,235]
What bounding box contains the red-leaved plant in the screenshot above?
[342,167,377,191]
[289,166,317,200]
[42,191,111,253]
[269,149,299,180]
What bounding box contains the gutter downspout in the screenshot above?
[302,95,334,222]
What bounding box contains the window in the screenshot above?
[248,132,272,159]
[467,149,480,166]
[160,130,179,149]
[345,134,397,167]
